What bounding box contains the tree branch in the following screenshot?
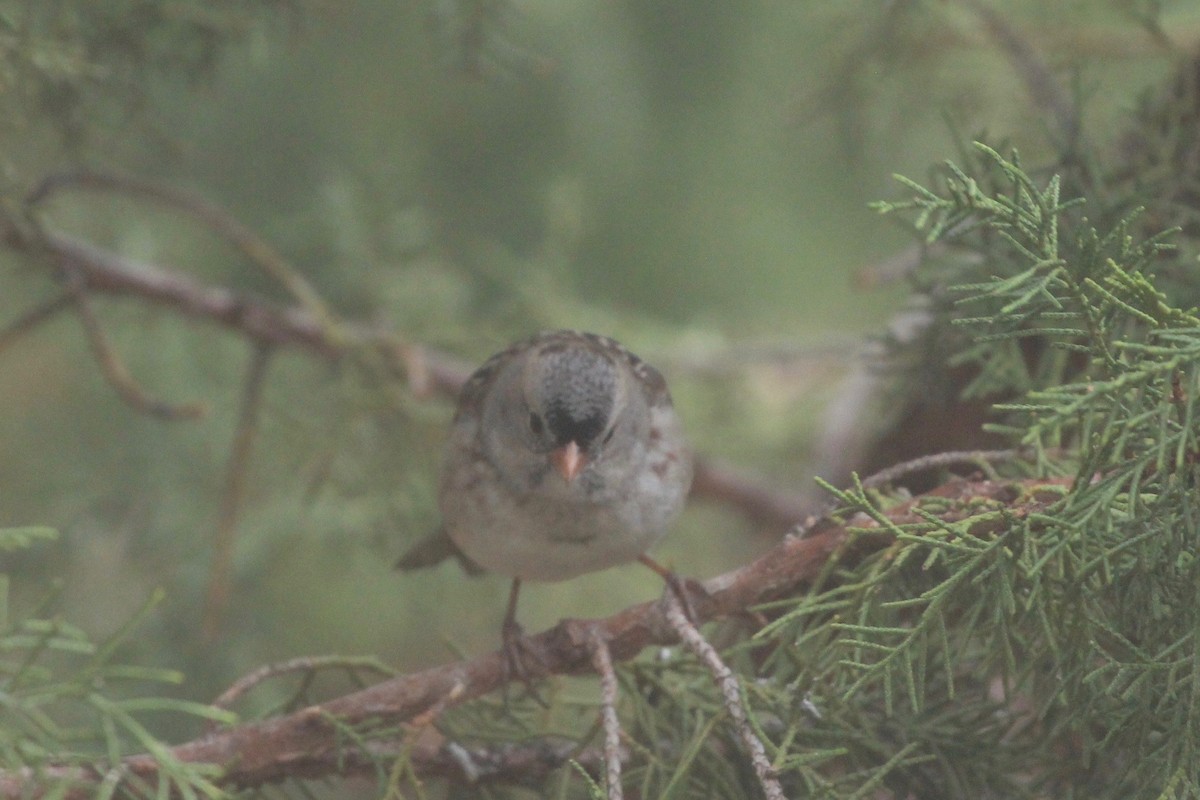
[202,344,274,641]
[62,264,208,420]
[663,591,784,800]
[0,476,1068,799]
[0,213,816,529]
[587,627,624,800]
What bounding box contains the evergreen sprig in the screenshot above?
[786,142,1200,797]
[0,529,234,798]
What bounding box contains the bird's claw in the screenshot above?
[500,617,550,708]
[639,553,706,624]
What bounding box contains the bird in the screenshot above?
[396,330,693,681]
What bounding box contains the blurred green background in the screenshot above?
[0,0,1190,720]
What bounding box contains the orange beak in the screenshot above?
[550,441,586,483]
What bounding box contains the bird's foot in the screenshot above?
[639,554,708,624]
[500,615,550,707]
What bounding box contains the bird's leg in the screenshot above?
[638,553,706,623]
[500,577,549,706]
[501,577,524,651]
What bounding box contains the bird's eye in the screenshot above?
[528,412,545,435]
[601,426,616,445]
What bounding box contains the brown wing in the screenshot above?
[394,526,485,575]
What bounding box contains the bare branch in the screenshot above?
[0,737,610,799]
[202,344,274,641]
[62,267,208,420]
[0,476,1067,799]
[27,170,336,327]
[0,216,814,528]
[31,227,343,356]
[0,292,74,354]
[210,655,398,716]
[960,0,1079,147]
[663,592,784,800]
[587,628,624,800]
[690,457,813,529]
[859,448,1030,490]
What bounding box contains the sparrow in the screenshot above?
[396,330,693,678]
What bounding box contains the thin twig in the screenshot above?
[39,228,341,353]
[0,477,1070,799]
[587,628,624,800]
[690,456,813,529]
[662,592,785,800]
[61,268,207,420]
[961,0,1079,148]
[202,344,273,641]
[792,449,1030,537]
[4,737,609,797]
[859,448,1028,490]
[26,170,338,330]
[0,218,814,529]
[210,654,398,713]
[0,293,74,354]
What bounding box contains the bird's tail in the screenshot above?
[394,527,484,575]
